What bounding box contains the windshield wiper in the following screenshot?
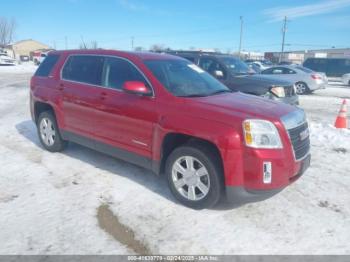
[178,94,208,98]
[208,90,232,96]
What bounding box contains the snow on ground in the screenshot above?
[0,68,349,255]
[0,62,37,74]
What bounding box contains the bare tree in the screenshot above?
[90,40,98,49]
[79,40,98,49]
[149,44,169,52]
[0,17,16,48]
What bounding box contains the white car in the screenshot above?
[252,61,271,71]
[342,73,350,86]
[0,53,16,65]
[34,53,47,65]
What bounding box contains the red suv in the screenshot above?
[30,50,311,209]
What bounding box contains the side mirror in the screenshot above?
[214,70,224,79]
[122,81,152,96]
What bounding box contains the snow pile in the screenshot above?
[310,121,350,150]
[0,63,37,74]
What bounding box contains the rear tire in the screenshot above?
[295,82,310,95]
[37,111,67,152]
[165,143,223,209]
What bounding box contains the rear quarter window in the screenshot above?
[34,54,60,77]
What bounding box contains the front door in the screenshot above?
[94,56,156,161]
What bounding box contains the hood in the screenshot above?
[227,73,294,95]
[185,92,297,125]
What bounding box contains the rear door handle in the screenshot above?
[99,92,107,100]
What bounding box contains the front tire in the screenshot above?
[37,111,67,152]
[165,144,223,209]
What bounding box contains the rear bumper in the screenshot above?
[308,81,327,91]
[225,154,310,205]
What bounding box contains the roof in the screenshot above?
[7,39,49,47]
[50,49,185,61]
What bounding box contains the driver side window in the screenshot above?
[199,57,226,79]
[102,57,147,90]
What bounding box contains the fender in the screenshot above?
[152,114,245,186]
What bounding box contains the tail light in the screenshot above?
[311,74,322,80]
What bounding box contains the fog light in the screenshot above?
[263,162,272,184]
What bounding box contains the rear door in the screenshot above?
[94,56,156,160]
[60,55,104,140]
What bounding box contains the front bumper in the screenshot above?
[271,95,299,106]
[225,154,311,206]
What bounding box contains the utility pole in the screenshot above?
[131,36,134,51]
[238,16,243,58]
[279,16,288,63]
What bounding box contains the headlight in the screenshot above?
[270,86,285,97]
[243,119,283,149]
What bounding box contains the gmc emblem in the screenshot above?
[300,129,309,141]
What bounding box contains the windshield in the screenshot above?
[221,57,251,74]
[144,59,230,97]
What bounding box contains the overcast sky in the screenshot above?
[4,0,350,52]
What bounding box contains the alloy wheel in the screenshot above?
[171,156,210,201]
[39,118,56,146]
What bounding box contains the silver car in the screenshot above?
[261,65,328,94]
[342,73,350,86]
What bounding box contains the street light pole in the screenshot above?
[238,16,243,58]
[280,16,288,63]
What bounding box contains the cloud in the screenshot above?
[118,0,148,11]
[263,0,350,22]
[118,0,175,16]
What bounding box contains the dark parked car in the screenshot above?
[303,58,350,77]
[30,50,310,209]
[168,51,299,105]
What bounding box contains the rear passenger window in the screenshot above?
[62,55,104,85]
[102,57,147,90]
[34,54,59,77]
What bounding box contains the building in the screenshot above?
[5,39,51,60]
[265,48,350,64]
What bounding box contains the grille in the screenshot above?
[284,85,295,97]
[287,122,310,160]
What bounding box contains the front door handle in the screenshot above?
[58,83,65,91]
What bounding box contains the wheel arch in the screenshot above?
[34,101,56,124]
[159,133,224,178]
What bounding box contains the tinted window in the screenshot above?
[62,55,104,85]
[283,68,296,74]
[182,56,196,62]
[296,66,313,73]
[221,57,250,74]
[199,57,227,78]
[34,54,60,77]
[102,57,147,90]
[261,68,273,74]
[145,59,230,97]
